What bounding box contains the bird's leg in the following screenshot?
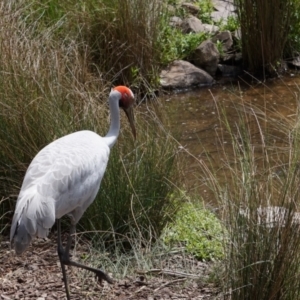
[57,219,71,300]
[62,256,114,284]
[59,223,114,285]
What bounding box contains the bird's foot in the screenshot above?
[93,269,114,285]
[60,258,114,285]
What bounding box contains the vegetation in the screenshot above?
[163,196,225,260]
[0,1,180,242]
[234,0,300,76]
[159,28,208,64]
[3,0,300,297]
[190,89,300,299]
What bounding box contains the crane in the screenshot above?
[9,85,136,299]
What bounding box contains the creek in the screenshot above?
[162,75,300,204]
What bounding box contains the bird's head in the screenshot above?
[112,85,136,139]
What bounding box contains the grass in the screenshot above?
[79,102,181,241]
[20,0,167,93]
[181,81,300,299]
[4,1,300,298]
[234,0,294,76]
[0,2,181,243]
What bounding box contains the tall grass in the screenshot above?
[80,0,165,91]
[194,89,300,299]
[234,0,293,76]
[80,104,180,242]
[0,3,180,240]
[23,0,166,92]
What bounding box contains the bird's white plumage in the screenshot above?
[9,87,134,299]
[10,130,110,253]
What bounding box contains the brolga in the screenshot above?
[10,86,136,299]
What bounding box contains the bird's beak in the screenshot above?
[123,106,136,139]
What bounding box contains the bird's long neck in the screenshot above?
[103,93,120,149]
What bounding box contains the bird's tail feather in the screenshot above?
[10,190,55,255]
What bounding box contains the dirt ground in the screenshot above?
[0,234,220,300]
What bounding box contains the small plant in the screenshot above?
[215,40,225,57]
[219,16,240,32]
[163,196,225,260]
[197,0,214,24]
[159,26,208,64]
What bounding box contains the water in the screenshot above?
[163,76,300,203]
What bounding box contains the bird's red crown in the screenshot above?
[113,86,134,108]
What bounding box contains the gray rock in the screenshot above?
[192,40,220,76]
[181,16,204,33]
[239,206,300,228]
[201,24,220,34]
[160,60,214,89]
[217,64,243,77]
[169,16,183,28]
[211,30,233,52]
[211,0,236,22]
[291,56,300,67]
[211,0,235,12]
[233,28,242,40]
[211,10,231,22]
[181,2,200,15]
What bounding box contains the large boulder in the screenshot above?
[160,60,214,89]
[191,40,220,76]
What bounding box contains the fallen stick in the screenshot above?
[154,278,186,292]
[138,269,200,279]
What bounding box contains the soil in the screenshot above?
[0,235,220,300]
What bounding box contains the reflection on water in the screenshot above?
[163,76,300,204]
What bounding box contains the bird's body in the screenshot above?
[10,86,136,299]
[10,130,110,254]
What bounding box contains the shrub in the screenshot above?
[163,196,225,260]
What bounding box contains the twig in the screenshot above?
[133,280,149,286]
[130,285,147,297]
[154,278,186,292]
[138,269,200,279]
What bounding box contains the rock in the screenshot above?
[181,16,204,33]
[169,16,183,28]
[191,40,220,76]
[239,206,300,228]
[160,60,214,89]
[291,56,300,68]
[211,10,231,22]
[201,24,220,34]
[211,0,235,12]
[233,28,242,40]
[181,2,200,15]
[211,31,233,52]
[217,64,243,77]
[211,0,236,22]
